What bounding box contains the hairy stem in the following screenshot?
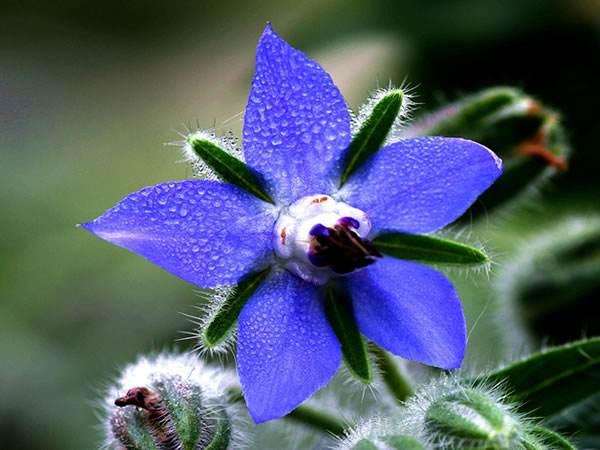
[285,404,347,436]
[227,388,347,436]
[372,345,414,403]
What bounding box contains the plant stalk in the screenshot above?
[372,345,414,403]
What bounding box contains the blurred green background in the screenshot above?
[1,1,599,448]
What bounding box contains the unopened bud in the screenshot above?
[420,379,574,449]
[103,352,240,450]
[424,388,521,449]
[343,378,574,450]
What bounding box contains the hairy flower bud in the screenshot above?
[103,352,243,450]
[419,379,574,450]
[424,387,521,448]
[337,378,574,450]
[498,215,600,345]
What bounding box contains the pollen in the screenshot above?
[310,196,329,204]
[280,227,287,245]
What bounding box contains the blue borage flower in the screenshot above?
[83,24,502,423]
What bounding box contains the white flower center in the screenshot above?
[273,194,377,285]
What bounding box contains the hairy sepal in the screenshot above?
[341,88,407,186]
[324,286,372,383]
[201,267,271,350]
[185,131,274,204]
[373,233,489,267]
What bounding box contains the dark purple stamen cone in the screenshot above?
[308,220,381,273]
[338,216,360,229]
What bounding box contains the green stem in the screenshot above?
[227,388,347,436]
[372,345,414,403]
[285,405,347,436]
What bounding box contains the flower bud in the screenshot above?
[339,378,574,450]
[401,87,570,220]
[418,379,575,450]
[498,215,600,345]
[424,387,521,449]
[103,352,241,450]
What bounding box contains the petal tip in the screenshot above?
[480,142,503,173]
[260,22,277,40]
[439,352,465,371]
[456,137,504,171]
[79,221,95,233]
[247,407,282,425]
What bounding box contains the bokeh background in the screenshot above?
[1,1,599,448]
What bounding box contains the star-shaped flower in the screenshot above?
[82,24,502,423]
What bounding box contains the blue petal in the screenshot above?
[243,24,352,204]
[342,137,503,234]
[81,180,275,289]
[346,257,466,369]
[237,268,341,422]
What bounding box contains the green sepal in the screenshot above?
[373,233,488,266]
[154,378,203,450]
[111,407,158,450]
[479,337,600,417]
[203,267,271,348]
[324,286,372,383]
[340,89,404,186]
[188,136,274,204]
[203,411,232,450]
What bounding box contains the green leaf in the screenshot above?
[525,426,576,450]
[481,337,600,417]
[188,136,274,204]
[546,392,600,435]
[373,233,488,266]
[503,216,600,344]
[324,286,372,383]
[340,89,404,186]
[202,267,271,348]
